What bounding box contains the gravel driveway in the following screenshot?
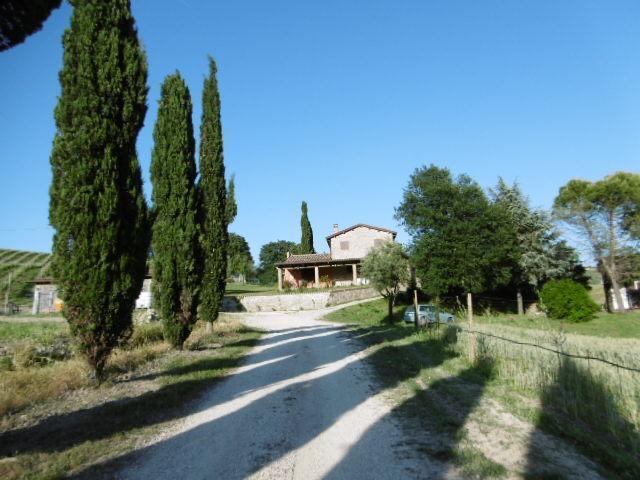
[117,303,451,479]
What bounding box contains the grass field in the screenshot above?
[0,317,261,479]
[475,310,640,339]
[325,299,640,479]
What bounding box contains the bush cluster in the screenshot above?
[540,279,600,323]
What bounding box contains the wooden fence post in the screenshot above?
[414,288,419,329]
[467,292,476,363]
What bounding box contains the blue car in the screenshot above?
[403,304,454,324]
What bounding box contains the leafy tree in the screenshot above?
[396,165,517,300]
[150,72,200,348]
[49,0,149,380]
[0,0,62,51]
[540,279,599,323]
[198,56,228,327]
[257,240,298,284]
[226,175,237,225]
[554,172,640,312]
[228,233,254,283]
[360,242,410,322]
[300,201,315,254]
[491,179,587,312]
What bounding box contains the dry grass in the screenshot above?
[452,322,640,476]
[0,359,89,418]
[0,318,262,480]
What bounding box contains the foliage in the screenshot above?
[360,241,410,322]
[540,279,600,322]
[150,72,200,348]
[491,179,585,292]
[257,240,298,284]
[299,201,315,254]
[49,0,149,380]
[0,0,62,51]
[226,175,237,225]
[228,233,254,282]
[554,172,640,312]
[396,165,518,297]
[126,322,165,349]
[198,56,228,324]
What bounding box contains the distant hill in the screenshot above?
[0,249,52,307]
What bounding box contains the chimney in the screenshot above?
[286,251,291,258]
[333,224,339,233]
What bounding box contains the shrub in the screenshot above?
[126,323,165,349]
[540,279,600,322]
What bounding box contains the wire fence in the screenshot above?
[449,324,640,374]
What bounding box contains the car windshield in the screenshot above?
[419,306,435,312]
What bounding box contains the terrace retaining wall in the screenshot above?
[224,287,378,312]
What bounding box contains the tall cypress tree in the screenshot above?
[198,56,228,327]
[300,201,315,254]
[151,72,200,348]
[226,174,237,225]
[49,0,149,380]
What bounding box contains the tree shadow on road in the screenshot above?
[69,325,460,478]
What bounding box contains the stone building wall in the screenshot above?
[330,226,394,260]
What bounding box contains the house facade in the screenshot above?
[275,224,396,290]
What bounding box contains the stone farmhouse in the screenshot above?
[275,224,397,290]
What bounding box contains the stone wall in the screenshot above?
[231,287,378,312]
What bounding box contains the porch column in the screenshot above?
[277,268,283,290]
[314,266,320,287]
[352,264,357,285]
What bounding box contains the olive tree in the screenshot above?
[360,241,410,323]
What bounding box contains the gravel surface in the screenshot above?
[117,304,452,479]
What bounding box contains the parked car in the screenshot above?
[403,304,454,324]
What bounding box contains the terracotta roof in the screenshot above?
[276,254,365,267]
[277,253,331,266]
[325,224,397,245]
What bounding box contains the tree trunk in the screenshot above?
[467,292,476,363]
[601,259,625,313]
[205,321,213,333]
[388,296,394,324]
[516,288,524,316]
[607,212,626,312]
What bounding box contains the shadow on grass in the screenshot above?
[525,357,640,479]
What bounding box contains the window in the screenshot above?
[340,241,349,250]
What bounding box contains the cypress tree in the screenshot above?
[151,72,200,348]
[0,0,62,51]
[226,175,237,225]
[198,56,228,327]
[49,0,149,380]
[300,201,315,254]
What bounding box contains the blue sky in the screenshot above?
[0,0,638,262]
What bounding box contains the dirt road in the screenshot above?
[117,305,452,479]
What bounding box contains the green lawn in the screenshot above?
[224,282,277,296]
[474,310,640,339]
[0,320,69,346]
